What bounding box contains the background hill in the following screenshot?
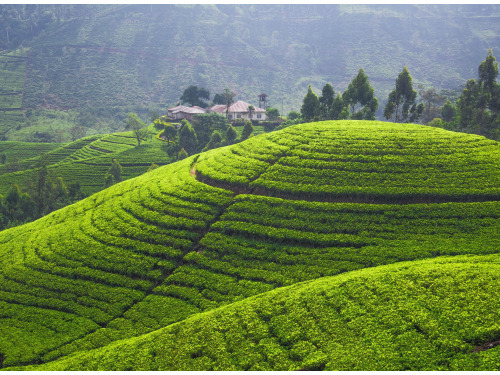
[0,126,172,197]
[1,121,500,370]
[1,4,500,139]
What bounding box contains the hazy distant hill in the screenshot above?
[1,4,500,136]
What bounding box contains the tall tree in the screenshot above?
[301,85,320,121]
[343,69,378,120]
[125,112,147,146]
[223,88,236,119]
[331,94,350,120]
[225,125,237,144]
[161,123,177,144]
[384,66,423,123]
[440,100,457,123]
[319,83,335,120]
[241,120,254,140]
[419,86,446,124]
[178,122,198,155]
[457,79,483,132]
[456,50,499,138]
[180,85,210,107]
[478,49,499,95]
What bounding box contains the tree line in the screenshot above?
[0,156,133,229]
[151,113,256,159]
[0,158,85,230]
[295,49,500,140]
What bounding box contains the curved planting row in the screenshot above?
[2,121,500,370]
[195,121,500,202]
[0,130,173,196]
[0,157,232,367]
[22,255,500,371]
[153,194,500,304]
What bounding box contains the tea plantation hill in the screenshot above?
[0,126,173,197]
[2,120,500,370]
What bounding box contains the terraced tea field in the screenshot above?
[0,127,173,197]
[1,120,500,370]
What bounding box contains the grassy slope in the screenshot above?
[20,255,500,371]
[0,120,499,370]
[0,126,173,196]
[0,141,62,165]
[196,121,500,201]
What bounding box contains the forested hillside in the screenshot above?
[1,4,500,139]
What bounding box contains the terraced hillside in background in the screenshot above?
[0,126,173,197]
[0,50,27,138]
[1,121,500,370]
[2,5,500,139]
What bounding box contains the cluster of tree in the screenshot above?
[0,159,84,230]
[299,69,379,123]
[451,49,499,139]
[153,112,255,159]
[295,50,500,141]
[383,66,424,123]
[180,86,238,110]
[409,50,499,140]
[104,158,123,188]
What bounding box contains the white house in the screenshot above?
[206,100,267,121]
[168,100,267,121]
[167,105,206,121]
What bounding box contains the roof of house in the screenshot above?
[175,107,206,114]
[228,100,266,113]
[168,101,265,117]
[206,104,227,113]
[168,105,189,112]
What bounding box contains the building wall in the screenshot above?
[227,111,267,121]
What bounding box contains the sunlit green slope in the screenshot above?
[0,141,62,166]
[21,255,500,371]
[196,121,500,202]
[1,120,499,370]
[0,126,172,196]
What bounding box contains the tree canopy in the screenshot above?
[384,66,423,123]
[180,85,210,107]
[125,112,147,146]
[301,85,319,121]
[456,50,499,138]
[343,69,378,120]
[318,83,335,120]
[266,107,280,121]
